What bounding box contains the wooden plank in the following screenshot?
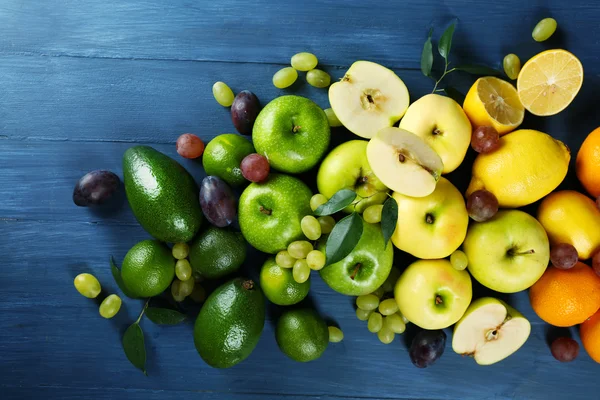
[1,0,599,71]
[1,219,598,400]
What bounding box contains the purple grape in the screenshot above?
[471,126,500,154]
[467,190,499,222]
[199,176,237,227]
[241,153,270,183]
[550,243,578,270]
[231,90,260,135]
[73,170,120,207]
[551,337,579,362]
[409,330,446,368]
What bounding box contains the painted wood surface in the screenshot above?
[2,1,600,399]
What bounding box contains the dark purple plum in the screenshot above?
[409,330,446,368]
[200,176,237,227]
[231,90,260,135]
[73,170,120,207]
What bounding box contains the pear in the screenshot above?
[329,61,409,139]
[367,127,443,197]
[452,297,531,365]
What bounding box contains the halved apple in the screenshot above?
[367,127,443,197]
[329,61,409,139]
[452,297,531,366]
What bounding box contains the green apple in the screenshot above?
[395,259,472,330]
[399,94,472,174]
[253,95,330,174]
[319,222,393,296]
[452,297,531,365]
[463,210,550,293]
[317,140,389,213]
[329,61,409,139]
[238,174,312,254]
[391,177,468,259]
[367,127,444,197]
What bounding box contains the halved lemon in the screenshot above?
[463,77,524,135]
[517,49,583,116]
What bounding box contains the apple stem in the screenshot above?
[259,206,272,215]
[435,295,443,305]
[509,248,535,256]
[350,263,361,280]
[292,125,302,133]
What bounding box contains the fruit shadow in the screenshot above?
[545,326,574,348]
[265,290,322,331]
[471,279,515,307]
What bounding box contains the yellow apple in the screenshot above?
[391,177,468,259]
[399,94,472,174]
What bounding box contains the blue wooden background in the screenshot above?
[2,1,600,399]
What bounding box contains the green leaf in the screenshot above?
[454,64,503,76]
[110,256,139,299]
[438,20,456,60]
[421,28,434,77]
[381,197,398,248]
[122,322,146,375]
[325,212,363,266]
[145,307,186,325]
[443,86,466,105]
[314,189,357,216]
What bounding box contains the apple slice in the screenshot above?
[329,61,409,139]
[452,297,531,366]
[367,127,443,197]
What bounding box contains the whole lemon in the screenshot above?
[466,129,569,208]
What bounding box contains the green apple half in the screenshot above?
[317,140,388,213]
[319,222,393,296]
[399,94,472,174]
[392,177,468,259]
[329,61,409,139]
[367,127,444,197]
[395,259,472,330]
[452,297,531,365]
[463,210,550,293]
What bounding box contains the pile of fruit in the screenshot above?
[72,18,600,372]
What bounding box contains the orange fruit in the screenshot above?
[576,127,600,198]
[581,309,600,363]
[529,262,600,327]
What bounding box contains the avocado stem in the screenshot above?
[259,206,272,215]
[350,263,362,280]
[242,280,254,290]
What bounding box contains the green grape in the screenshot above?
[301,215,322,241]
[306,250,326,270]
[399,311,409,325]
[318,216,336,234]
[328,326,344,343]
[367,312,383,333]
[273,67,298,89]
[307,69,331,88]
[378,298,399,316]
[292,259,311,283]
[276,250,295,268]
[179,278,195,297]
[372,286,385,299]
[189,284,206,303]
[212,81,235,107]
[381,267,401,293]
[503,54,522,80]
[99,294,122,319]
[363,204,383,224]
[532,18,557,42]
[450,250,469,271]
[172,242,189,260]
[175,259,192,281]
[356,294,380,311]
[356,308,372,321]
[310,193,328,211]
[74,273,101,299]
[291,52,318,71]
[171,280,185,301]
[288,240,313,259]
[377,326,395,344]
[384,313,406,334]
[324,108,342,127]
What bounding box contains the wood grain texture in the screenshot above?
[2,0,600,399]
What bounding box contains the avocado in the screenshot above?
[188,227,247,279]
[123,146,202,243]
[194,278,265,368]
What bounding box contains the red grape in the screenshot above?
[467,190,499,222]
[593,252,600,277]
[550,337,579,362]
[241,153,270,183]
[471,126,500,154]
[176,133,204,159]
[550,243,578,270]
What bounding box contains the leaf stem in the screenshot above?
[136,299,150,324]
[431,62,457,93]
